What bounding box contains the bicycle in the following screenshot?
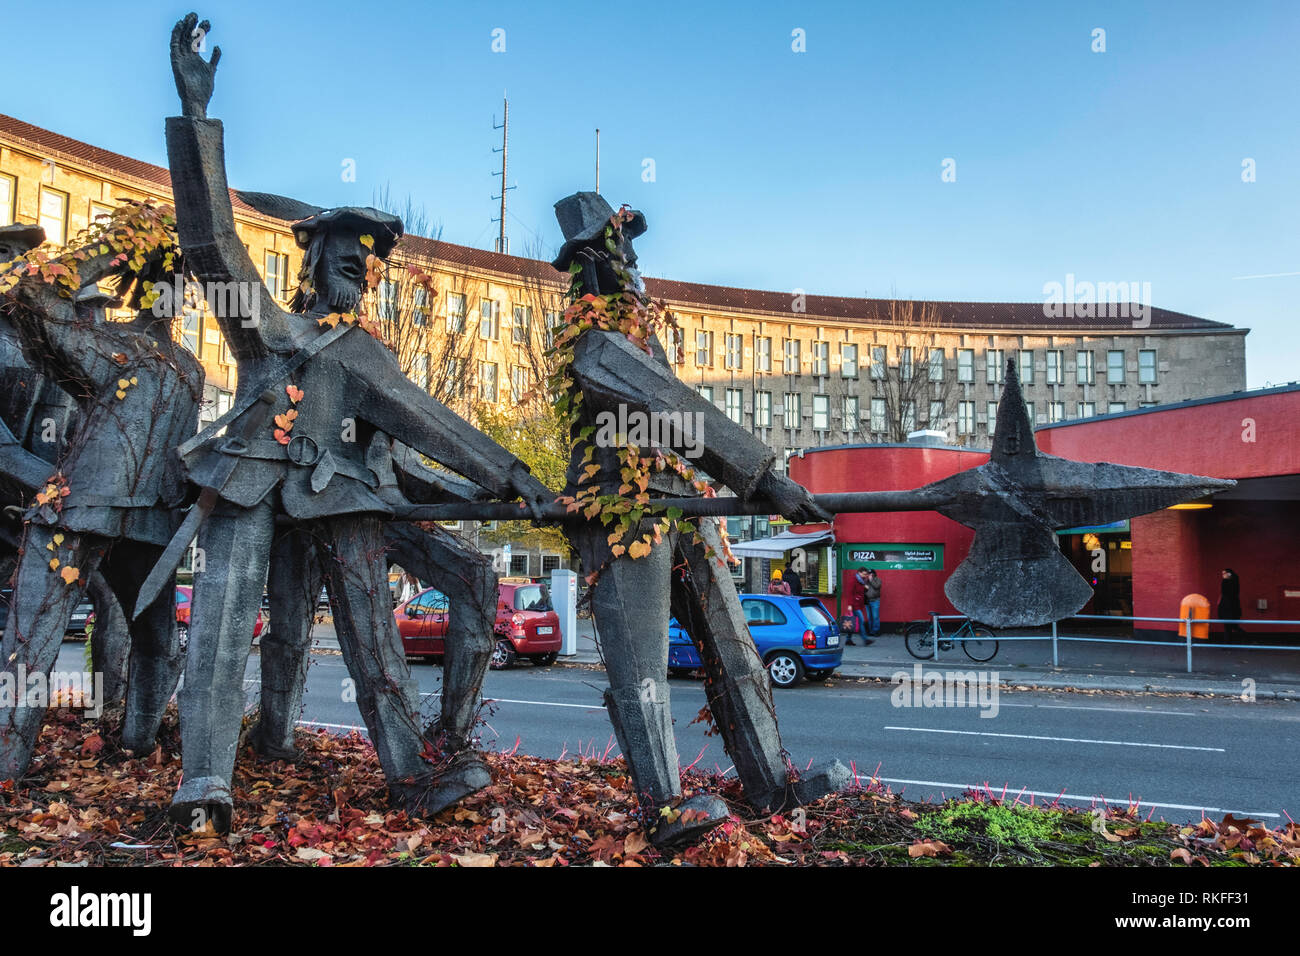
[903,616,999,663]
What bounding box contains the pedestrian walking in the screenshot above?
[1218,568,1245,638]
[844,569,873,646]
[768,570,791,596]
[785,566,803,596]
[864,569,883,637]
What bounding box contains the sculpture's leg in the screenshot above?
[0,524,109,778]
[169,500,274,832]
[248,526,322,761]
[319,514,444,814]
[576,522,728,846]
[671,518,849,813]
[85,569,129,707]
[384,522,493,809]
[99,541,183,753]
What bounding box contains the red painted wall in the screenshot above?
[791,445,988,626]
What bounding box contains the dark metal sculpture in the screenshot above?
[161,13,551,831]
[0,225,203,779]
[551,192,848,846]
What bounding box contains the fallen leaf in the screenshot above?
[908,839,952,858]
[60,566,79,585]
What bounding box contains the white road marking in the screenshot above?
[485,696,605,711]
[997,702,1202,717]
[853,774,1281,819]
[296,720,366,733]
[884,726,1225,752]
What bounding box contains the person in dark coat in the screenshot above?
[784,565,803,596]
[1218,568,1245,638]
[844,569,873,646]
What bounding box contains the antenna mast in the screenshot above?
[595,128,600,195]
[491,95,515,254]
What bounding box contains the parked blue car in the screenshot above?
[668,593,843,688]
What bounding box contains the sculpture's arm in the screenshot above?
[391,441,494,504]
[0,413,56,491]
[355,354,552,514]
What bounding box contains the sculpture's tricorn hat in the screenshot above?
[292,207,403,259]
[233,191,403,259]
[0,223,47,257]
[551,191,646,271]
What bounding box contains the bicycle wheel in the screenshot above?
[963,626,998,663]
[904,621,937,660]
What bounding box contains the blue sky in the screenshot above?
[4,0,1296,386]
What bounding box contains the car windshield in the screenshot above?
[513,584,552,612]
[800,601,834,630]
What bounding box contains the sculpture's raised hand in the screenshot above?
[756,469,831,526]
[170,13,221,120]
[508,463,554,523]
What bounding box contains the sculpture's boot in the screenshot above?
[671,518,797,813]
[171,501,275,831]
[393,750,493,818]
[249,526,322,761]
[0,525,107,779]
[791,758,852,806]
[321,515,438,807]
[102,541,183,752]
[648,793,730,848]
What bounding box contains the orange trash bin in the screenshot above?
[1179,594,1210,640]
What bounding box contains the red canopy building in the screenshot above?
[790,384,1300,635]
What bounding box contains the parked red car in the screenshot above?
[394,578,561,669]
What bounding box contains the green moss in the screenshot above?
[915,801,1061,849]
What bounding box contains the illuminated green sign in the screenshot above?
[839,543,944,571]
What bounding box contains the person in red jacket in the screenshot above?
[844,569,873,645]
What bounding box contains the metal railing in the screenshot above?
[923,612,1300,673]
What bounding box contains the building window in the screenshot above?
[957,349,974,383]
[900,347,914,381]
[89,201,113,225]
[870,346,887,380]
[812,394,830,431]
[1139,349,1157,384]
[957,401,975,435]
[444,355,463,384]
[725,333,743,370]
[664,326,684,364]
[755,390,772,428]
[1108,401,1126,414]
[783,392,801,429]
[928,348,944,381]
[0,174,15,226]
[1076,350,1094,385]
[986,349,1004,384]
[1048,401,1065,423]
[696,330,714,366]
[541,554,563,575]
[841,343,858,379]
[479,300,500,340]
[1024,400,1035,422]
[180,310,202,356]
[1018,349,1034,385]
[411,285,429,326]
[901,400,916,433]
[220,337,235,366]
[512,305,532,344]
[264,251,290,303]
[1107,350,1124,383]
[511,365,529,402]
[695,385,713,405]
[929,400,945,425]
[986,401,998,427]
[725,387,744,424]
[843,395,859,430]
[811,341,829,376]
[782,449,800,474]
[870,397,887,433]
[784,339,801,374]
[478,361,498,401]
[446,292,466,332]
[1046,349,1064,384]
[412,354,429,391]
[1077,401,1097,419]
[544,311,560,349]
[38,186,68,246]
[376,276,397,320]
[756,336,772,372]
[1140,400,1159,408]
[510,553,530,576]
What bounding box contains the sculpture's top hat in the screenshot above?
[291,206,403,259]
[551,192,646,271]
[0,223,47,257]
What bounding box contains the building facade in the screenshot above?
[1,112,1251,583]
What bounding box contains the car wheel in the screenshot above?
[805,668,832,681]
[177,623,189,654]
[490,638,516,670]
[530,652,558,667]
[765,652,804,688]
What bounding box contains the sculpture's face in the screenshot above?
[0,238,32,262]
[313,228,368,314]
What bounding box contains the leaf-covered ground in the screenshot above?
[0,710,1295,867]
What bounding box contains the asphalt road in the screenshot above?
[241,650,1299,824]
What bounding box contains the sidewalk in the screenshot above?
[298,618,1300,700]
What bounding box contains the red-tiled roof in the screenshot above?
[1,112,1235,333]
